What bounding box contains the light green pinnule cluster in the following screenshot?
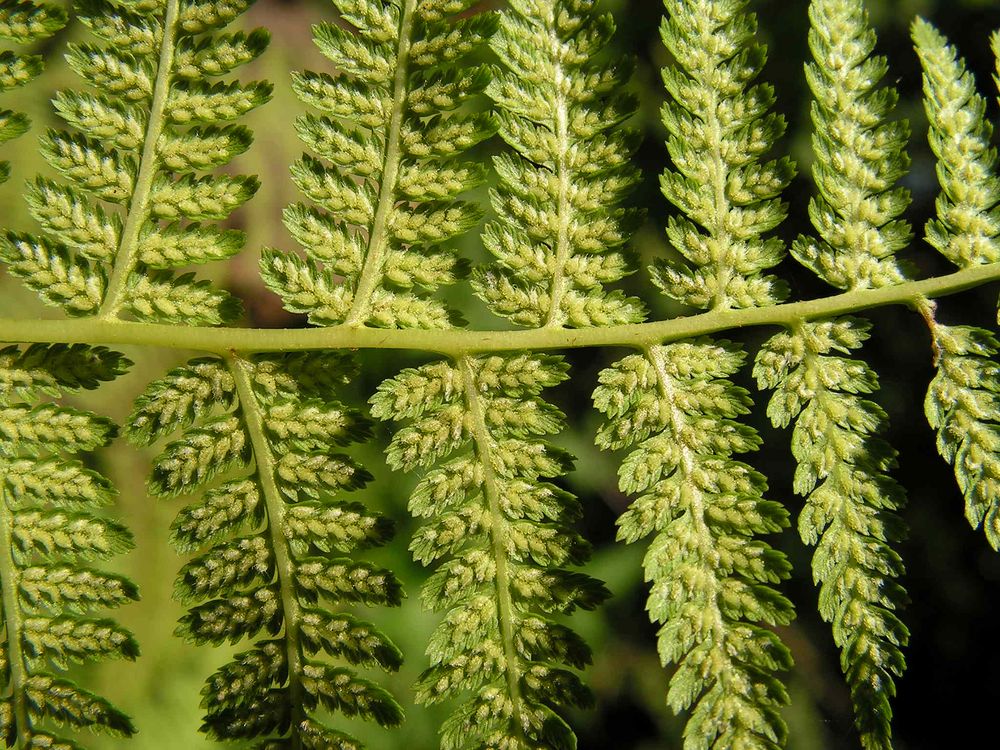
[594,342,794,750]
[475,0,644,328]
[0,343,137,749]
[752,3,912,748]
[261,0,496,329]
[796,0,913,290]
[372,352,606,750]
[0,0,270,324]
[653,0,795,311]
[755,319,907,750]
[126,351,403,747]
[591,2,797,747]
[0,1,67,185]
[914,19,1000,554]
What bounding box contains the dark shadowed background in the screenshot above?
[2,0,1000,747]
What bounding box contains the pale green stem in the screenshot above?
[229,356,306,749]
[2,263,996,354]
[343,0,416,327]
[0,463,30,749]
[542,11,572,329]
[98,0,180,320]
[459,356,527,741]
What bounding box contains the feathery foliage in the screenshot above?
[475,0,644,328]
[0,344,137,749]
[126,351,403,746]
[751,3,912,748]
[914,19,1000,554]
[3,0,1000,748]
[0,0,66,184]
[590,2,797,747]
[261,0,496,329]
[1,0,270,323]
[373,353,606,750]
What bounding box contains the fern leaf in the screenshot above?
[262,0,496,328]
[476,0,644,328]
[4,0,270,324]
[751,5,912,748]
[914,18,1000,268]
[0,0,66,183]
[755,320,908,750]
[595,342,793,750]
[0,344,136,748]
[374,353,606,750]
[796,0,912,289]
[129,352,403,746]
[915,19,1000,551]
[590,3,797,748]
[654,0,795,311]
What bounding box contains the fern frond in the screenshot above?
[654,0,795,311]
[924,324,1000,548]
[1,0,270,324]
[750,5,912,748]
[914,18,1000,269]
[373,353,606,750]
[914,19,1000,551]
[589,3,797,747]
[595,342,793,750]
[796,0,912,289]
[0,344,137,748]
[475,0,644,328]
[261,0,496,329]
[0,1,67,184]
[755,320,907,750]
[128,351,403,746]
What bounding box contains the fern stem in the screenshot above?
[4,262,999,354]
[459,355,527,742]
[542,12,572,328]
[98,0,180,320]
[229,355,307,749]
[343,0,417,327]
[0,465,31,749]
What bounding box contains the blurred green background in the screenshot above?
[3,0,1000,748]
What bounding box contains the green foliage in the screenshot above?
[589,2,798,747]
[0,344,137,749]
[261,0,496,329]
[0,1,67,184]
[4,1,1000,749]
[475,0,644,328]
[654,0,794,311]
[595,343,794,750]
[1,0,270,323]
[373,353,605,750]
[127,351,403,747]
[915,19,1000,553]
[796,0,912,289]
[751,4,912,748]
[755,320,907,750]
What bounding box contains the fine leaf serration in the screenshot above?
[1,0,271,324]
[373,353,607,750]
[0,0,67,184]
[475,0,645,328]
[915,18,1000,551]
[755,3,911,748]
[127,351,403,747]
[261,0,496,329]
[0,344,138,749]
[592,1,797,747]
